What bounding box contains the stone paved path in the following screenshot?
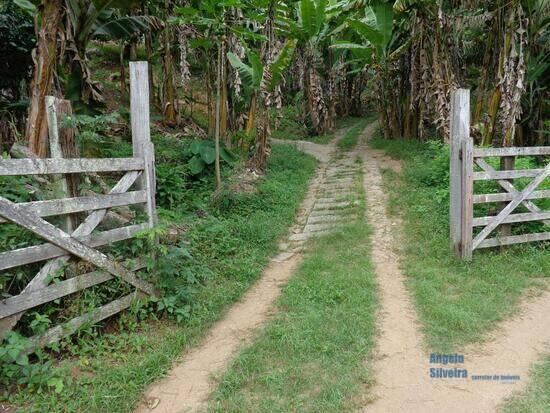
[279,139,364,252]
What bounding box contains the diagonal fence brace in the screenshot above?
[0,171,142,340]
[0,196,158,297]
[472,163,550,249]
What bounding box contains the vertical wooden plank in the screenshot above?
[449,89,470,257]
[142,141,157,228]
[45,96,72,232]
[461,137,474,261]
[130,61,151,190]
[55,99,80,227]
[499,156,516,238]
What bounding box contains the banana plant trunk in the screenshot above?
[25,0,63,157]
[162,0,178,125]
[220,36,229,147]
[245,90,258,138]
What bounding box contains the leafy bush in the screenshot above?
[1,332,65,394]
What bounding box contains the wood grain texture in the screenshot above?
[478,232,550,249]
[0,191,146,224]
[130,61,151,191]
[473,211,550,226]
[449,89,470,257]
[0,223,148,270]
[0,197,157,295]
[473,189,550,203]
[473,169,545,181]
[474,146,550,157]
[25,292,144,353]
[0,262,146,318]
[461,137,474,260]
[0,171,141,340]
[0,157,144,176]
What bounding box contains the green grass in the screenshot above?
[207,167,377,412]
[370,135,549,351]
[336,118,370,151]
[502,355,550,413]
[6,144,317,413]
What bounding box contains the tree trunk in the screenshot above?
[162,0,178,125]
[142,0,156,106]
[220,36,229,147]
[214,43,222,191]
[245,90,258,137]
[250,0,276,171]
[482,88,501,145]
[472,22,496,126]
[25,0,63,157]
[206,59,215,136]
[120,43,127,96]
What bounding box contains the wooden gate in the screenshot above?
[0,62,158,352]
[450,89,550,260]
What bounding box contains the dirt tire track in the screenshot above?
[360,126,550,413]
[134,254,302,413]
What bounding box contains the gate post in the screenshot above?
[449,89,470,258]
[130,61,151,191]
[461,137,474,261]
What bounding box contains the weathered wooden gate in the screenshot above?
[0,62,158,351]
[450,89,550,260]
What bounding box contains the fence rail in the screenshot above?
[449,89,550,260]
[0,62,158,352]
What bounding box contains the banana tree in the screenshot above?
[21,0,162,155]
[331,0,403,138]
[281,0,341,135]
[63,0,163,110]
[175,0,250,139]
[23,0,64,157]
[228,38,295,170]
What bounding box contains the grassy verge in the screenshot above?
[370,136,549,352]
[208,166,376,413]
[502,355,550,413]
[7,144,317,413]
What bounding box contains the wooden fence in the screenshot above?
[450,89,550,260]
[0,62,158,352]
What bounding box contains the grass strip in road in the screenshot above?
[371,136,549,352]
[502,354,550,413]
[337,118,371,151]
[208,220,377,413]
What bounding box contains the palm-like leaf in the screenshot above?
[93,16,163,40]
[268,39,296,90]
[300,0,317,37]
[372,0,393,49]
[227,52,255,87]
[227,49,264,90]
